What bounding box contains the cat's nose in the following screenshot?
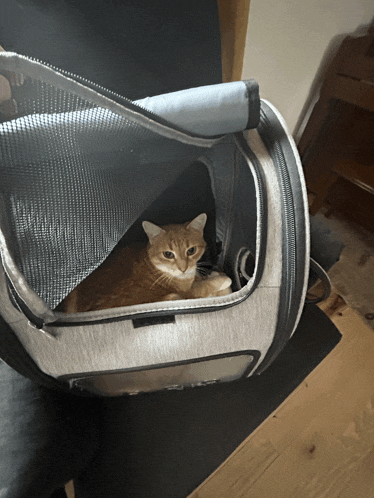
[177,260,188,273]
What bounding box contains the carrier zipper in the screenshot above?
[260,111,297,299]
[21,55,222,140]
[26,56,143,108]
[273,138,297,314]
[267,137,296,294]
[255,103,306,373]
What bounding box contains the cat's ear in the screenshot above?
[142,221,166,244]
[187,213,207,234]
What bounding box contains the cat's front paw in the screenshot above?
[219,276,232,290]
[208,272,232,290]
[163,293,183,301]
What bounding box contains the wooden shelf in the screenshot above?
[299,24,374,224]
[333,158,374,196]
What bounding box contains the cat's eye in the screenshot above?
[163,251,174,259]
[187,247,196,256]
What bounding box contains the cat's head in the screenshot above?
[142,213,207,279]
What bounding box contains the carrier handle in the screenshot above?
[135,80,260,137]
[305,258,332,304]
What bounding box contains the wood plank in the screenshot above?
[0,45,10,103]
[338,55,374,83]
[244,383,374,497]
[338,445,374,498]
[65,480,75,498]
[0,75,11,103]
[333,159,374,195]
[217,0,251,82]
[191,436,279,498]
[189,307,374,498]
[328,75,374,112]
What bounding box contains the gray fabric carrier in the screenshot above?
[0,53,310,396]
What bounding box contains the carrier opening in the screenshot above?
[54,156,259,316]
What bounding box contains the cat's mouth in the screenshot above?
[176,269,196,279]
[155,264,196,279]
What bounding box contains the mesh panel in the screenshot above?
[0,64,209,308]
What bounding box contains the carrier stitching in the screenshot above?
[58,284,281,323]
[65,296,244,321]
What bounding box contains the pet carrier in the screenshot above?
[0,53,309,395]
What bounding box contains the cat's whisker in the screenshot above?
[197,269,209,277]
[196,263,211,277]
[153,272,176,290]
[150,275,162,289]
[150,272,168,289]
[164,274,174,287]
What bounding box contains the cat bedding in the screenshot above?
[0,53,309,395]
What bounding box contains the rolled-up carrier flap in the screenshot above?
[135,80,260,136]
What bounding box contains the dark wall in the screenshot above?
[0,0,222,99]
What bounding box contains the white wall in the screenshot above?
[242,0,374,138]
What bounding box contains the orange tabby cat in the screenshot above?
[58,213,231,313]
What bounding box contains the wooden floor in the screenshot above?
[188,301,374,498]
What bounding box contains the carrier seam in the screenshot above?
[52,284,281,324]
